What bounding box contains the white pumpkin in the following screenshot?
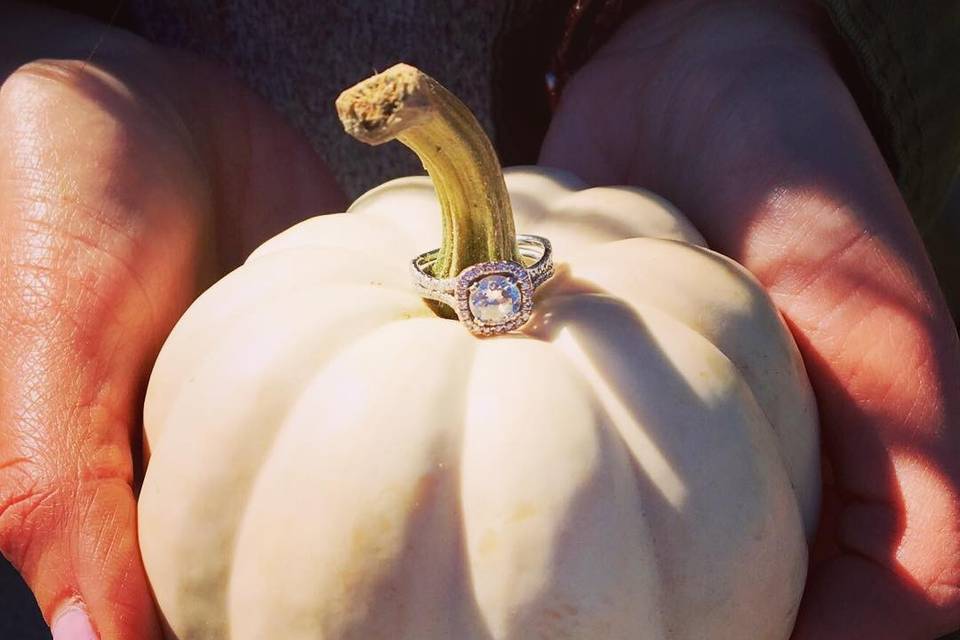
[138,65,819,640]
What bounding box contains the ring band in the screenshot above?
[410,234,554,336]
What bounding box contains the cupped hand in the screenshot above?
[0,5,345,638]
[541,1,960,638]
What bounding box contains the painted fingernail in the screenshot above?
[52,606,98,640]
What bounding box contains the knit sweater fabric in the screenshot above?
[818,0,960,231]
[127,0,549,199]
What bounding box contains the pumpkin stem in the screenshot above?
[336,63,521,297]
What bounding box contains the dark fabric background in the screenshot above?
[0,557,49,639]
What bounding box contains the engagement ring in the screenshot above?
[410,234,554,337]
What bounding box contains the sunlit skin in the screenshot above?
[0,1,958,639]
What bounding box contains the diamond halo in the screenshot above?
[455,261,534,336]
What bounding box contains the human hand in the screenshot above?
[541,1,960,638]
[0,5,345,639]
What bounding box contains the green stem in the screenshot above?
[336,63,521,290]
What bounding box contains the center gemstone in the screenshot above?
[468,274,523,324]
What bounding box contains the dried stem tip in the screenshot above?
[336,64,432,146]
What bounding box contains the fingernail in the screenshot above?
[52,606,99,640]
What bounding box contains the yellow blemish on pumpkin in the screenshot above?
[338,472,441,596]
[478,530,498,555]
[511,502,537,523]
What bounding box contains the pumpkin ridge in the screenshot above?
[459,338,664,636]
[556,237,819,533]
[529,293,808,637]
[346,176,437,213]
[546,187,707,248]
[225,319,480,638]
[144,247,423,442]
[246,213,417,264]
[141,289,430,638]
[145,272,418,438]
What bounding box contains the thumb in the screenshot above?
[0,32,232,639]
[27,489,159,640]
[0,53,208,639]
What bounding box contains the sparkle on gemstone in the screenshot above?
[468,274,523,324]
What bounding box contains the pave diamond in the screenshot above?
[468,275,522,324]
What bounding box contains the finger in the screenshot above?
[540,5,960,637]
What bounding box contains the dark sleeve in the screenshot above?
[817,0,960,230]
